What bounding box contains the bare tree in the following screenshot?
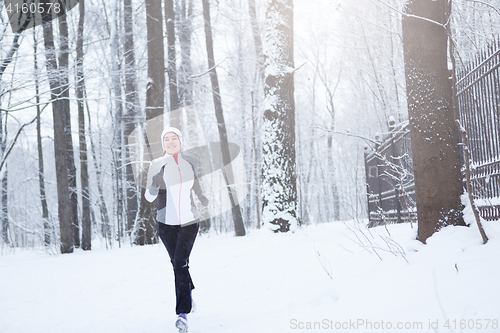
[58,13,80,248]
[0,114,7,246]
[111,0,125,246]
[0,27,24,245]
[0,32,22,246]
[76,0,92,250]
[43,20,73,253]
[402,0,465,243]
[33,26,51,246]
[138,0,166,245]
[86,91,112,248]
[202,0,246,236]
[165,0,180,127]
[248,0,264,228]
[178,0,194,106]
[123,0,140,236]
[262,0,298,232]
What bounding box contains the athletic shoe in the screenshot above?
[175,313,188,332]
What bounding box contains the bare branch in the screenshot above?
[311,124,381,145]
[372,0,447,29]
[0,115,38,173]
[314,244,333,280]
[190,57,229,78]
[0,32,22,77]
[464,0,500,16]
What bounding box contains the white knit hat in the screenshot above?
[161,127,182,151]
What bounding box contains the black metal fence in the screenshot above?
[366,38,500,226]
[365,121,416,227]
[456,38,500,221]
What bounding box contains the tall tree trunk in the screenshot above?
[178,0,194,106]
[248,0,264,228]
[248,0,264,82]
[111,0,124,247]
[327,131,340,221]
[202,0,246,236]
[76,0,92,250]
[402,0,464,243]
[85,91,112,247]
[123,0,139,236]
[298,130,314,225]
[251,91,261,228]
[34,26,50,246]
[0,32,22,246]
[326,94,340,221]
[139,0,165,245]
[58,14,80,248]
[165,0,180,127]
[262,0,298,232]
[1,120,7,245]
[1,167,7,244]
[43,21,73,254]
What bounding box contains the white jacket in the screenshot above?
[145,153,207,226]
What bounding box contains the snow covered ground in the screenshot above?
[1,218,500,333]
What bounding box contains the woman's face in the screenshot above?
[163,132,181,155]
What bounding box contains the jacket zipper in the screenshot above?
[178,163,182,225]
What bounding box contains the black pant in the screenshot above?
[158,222,199,315]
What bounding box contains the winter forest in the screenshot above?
[1,0,500,332]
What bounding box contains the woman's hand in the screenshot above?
[146,155,169,189]
[151,171,163,188]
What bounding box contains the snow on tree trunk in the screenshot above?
[402,0,465,243]
[58,14,80,248]
[178,0,194,107]
[76,0,92,250]
[111,0,125,247]
[262,0,298,232]
[123,0,140,235]
[164,0,180,120]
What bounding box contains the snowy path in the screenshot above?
[1,221,500,333]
